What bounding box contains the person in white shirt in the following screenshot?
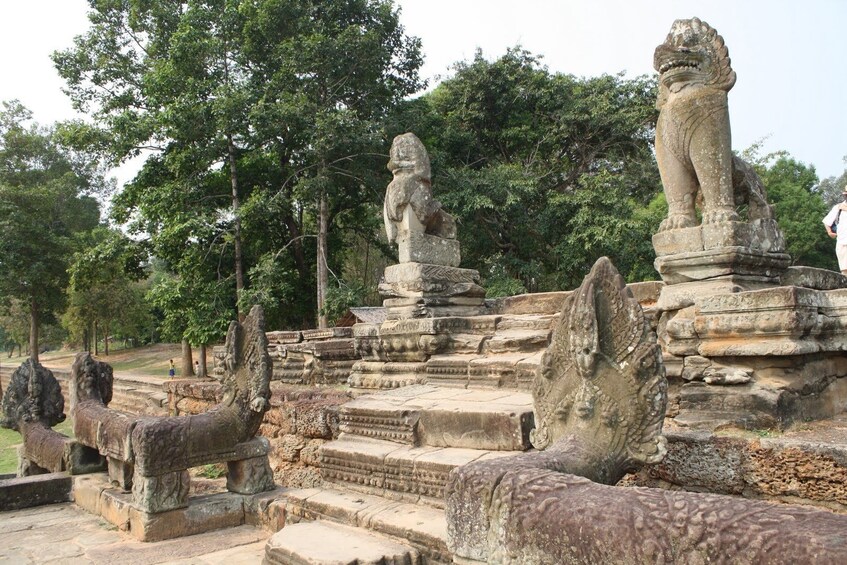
[823,187,847,274]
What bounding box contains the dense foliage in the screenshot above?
[0,101,103,360]
[54,0,423,341]
[387,49,663,291]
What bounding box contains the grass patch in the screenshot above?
[195,463,227,479]
[0,427,22,475]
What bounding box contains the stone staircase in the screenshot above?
[108,376,169,416]
[266,385,534,563]
[266,367,537,563]
[263,287,664,562]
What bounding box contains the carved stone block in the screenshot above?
[781,266,847,290]
[131,469,190,513]
[227,454,274,494]
[108,456,134,491]
[380,262,486,320]
[397,229,461,267]
[654,247,791,285]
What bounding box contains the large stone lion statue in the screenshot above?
[654,18,772,232]
[383,132,456,244]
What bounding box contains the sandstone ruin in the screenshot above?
[3,16,847,565]
[67,305,275,538]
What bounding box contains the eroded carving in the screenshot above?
[655,17,737,229]
[1,359,103,476]
[531,257,667,481]
[654,17,781,246]
[1,360,64,431]
[71,305,274,513]
[383,132,456,246]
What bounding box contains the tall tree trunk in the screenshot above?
[181,339,194,378]
[83,327,90,353]
[227,132,245,322]
[93,322,99,356]
[283,212,309,281]
[198,344,207,378]
[29,297,39,364]
[317,189,329,329]
[104,321,110,356]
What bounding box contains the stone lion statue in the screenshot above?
[383,132,456,244]
[654,18,773,232]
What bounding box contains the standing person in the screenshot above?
[823,188,847,275]
[194,360,200,377]
[168,359,176,378]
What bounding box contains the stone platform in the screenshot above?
[72,472,284,542]
[0,502,267,564]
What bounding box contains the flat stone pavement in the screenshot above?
[0,503,268,564]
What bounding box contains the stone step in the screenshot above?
[339,384,533,451]
[270,486,450,564]
[320,435,517,508]
[481,327,550,354]
[425,351,543,390]
[349,361,427,390]
[494,313,558,332]
[265,520,421,565]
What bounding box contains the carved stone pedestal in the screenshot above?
[655,262,847,430]
[227,454,274,494]
[108,456,134,490]
[379,262,485,320]
[397,230,461,267]
[132,469,190,513]
[653,218,790,310]
[652,219,785,257]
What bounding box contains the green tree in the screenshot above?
[759,157,832,269]
[815,155,847,208]
[0,298,30,357]
[0,101,101,362]
[63,228,150,354]
[55,0,423,333]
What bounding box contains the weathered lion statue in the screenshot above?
[383,132,456,244]
[654,18,774,232]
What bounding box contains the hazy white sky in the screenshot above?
[1,0,845,184]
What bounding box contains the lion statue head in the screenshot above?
[654,17,736,108]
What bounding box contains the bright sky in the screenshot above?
[1,0,845,185]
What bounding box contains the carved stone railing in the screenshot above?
[71,305,275,513]
[1,359,103,476]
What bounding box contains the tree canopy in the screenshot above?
[387,49,662,291]
[12,5,833,353]
[55,0,424,339]
[0,101,102,360]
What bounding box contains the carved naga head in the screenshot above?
[70,352,114,408]
[654,18,736,105]
[531,257,668,473]
[221,304,271,418]
[1,359,65,431]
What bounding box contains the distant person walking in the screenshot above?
[823,187,847,275]
[168,359,176,378]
